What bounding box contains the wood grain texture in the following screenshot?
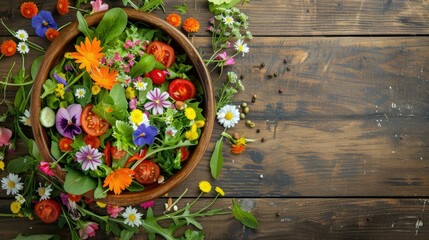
[0,198,427,239]
[1,0,429,36]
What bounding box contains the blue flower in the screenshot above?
[31,11,58,38]
[133,124,158,147]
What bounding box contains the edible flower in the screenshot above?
[103,168,135,195]
[70,37,103,73]
[90,0,109,13]
[20,2,38,19]
[144,88,171,115]
[75,145,103,171]
[183,17,200,33]
[90,66,118,90]
[31,10,58,38]
[56,0,69,16]
[217,104,240,128]
[55,104,82,139]
[166,13,181,27]
[133,124,158,147]
[0,127,12,146]
[38,162,55,177]
[1,40,17,57]
[45,28,60,41]
[79,221,99,240]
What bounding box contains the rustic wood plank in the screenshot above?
[0,198,427,239]
[1,0,429,36]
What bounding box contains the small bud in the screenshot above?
[175,101,185,110]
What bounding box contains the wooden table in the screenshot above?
[1,0,429,239]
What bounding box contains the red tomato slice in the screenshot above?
[34,199,61,223]
[67,193,82,202]
[134,160,160,185]
[103,141,112,167]
[168,79,196,101]
[180,146,190,161]
[147,41,175,68]
[147,69,166,85]
[81,104,109,137]
[111,146,126,160]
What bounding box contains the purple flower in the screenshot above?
[31,11,58,38]
[53,73,67,85]
[133,124,158,147]
[56,104,82,139]
[76,145,102,171]
[60,193,81,220]
[144,88,171,115]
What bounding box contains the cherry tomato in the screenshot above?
[180,146,190,161]
[67,193,82,202]
[111,146,126,160]
[168,79,197,101]
[134,160,160,185]
[103,141,112,167]
[34,199,61,223]
[146,41,175,68]
[147,69,166,85]
[81,104,109,137]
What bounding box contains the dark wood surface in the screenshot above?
[1,0,428,239]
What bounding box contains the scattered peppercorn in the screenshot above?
[256,129,260,133]
[251,95,257,103]
[261,137,265,142]
[266,74,273,79]
[243,106,249,114]
[286,67,290,71]
[279,89,284,94]
[240,75,244,80]
[273,73,277,77]
[283,59,288,64]
[260,63,265,68]
[240,113,246,119]
[241,102,247,108]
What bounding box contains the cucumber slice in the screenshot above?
[40,107,56,128]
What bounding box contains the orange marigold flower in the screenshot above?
[1,40,17,57]
[20,2,38,19]
[56,0,69,16]
[45,28,60,42]
[103,168,135,195]
[183,17,200,33]
[231,144,246,154]
[166,13,181,28]
[59,137,73,152]
[90,66,119,90]
[83,135,100,149]
[70,37,104,73]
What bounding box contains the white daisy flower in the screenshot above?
[223,16,235,26]
[122,206,143,227]
[1,173,24,195]
[15,29,28,41]
[37,183,53,200]
[217,105,240,128]
[17,42,29,54]
[165,125,178,136]
[134,81,148,91]
[15,194,26,204]
[19,109,31,126]
[234,39,249,56]
[75,88,86,99]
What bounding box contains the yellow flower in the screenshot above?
[185,130,198,141]
[70,37,104,73]
[199,181,212,193]
[10,201,21,214]
[64,52,73,59]
[55,83,65,99]
[236,137,246,146]
[126,86,135,100]
[130,109,144,125]
[184,107,196,120]
[96,201,107,208]
[215,186,225,196]
[91,84,101,95]
[0,160,4,170]
[195,120,205,128]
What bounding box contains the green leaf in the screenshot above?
[77,11,94,39]
[127,180,145,192]
[31,55,44,80]
[210,137,224,179]
[139,0,164,12]
[94,178,107,199]
[29,140,41,160]
[181,230,204,240]
[173,3,188,14]
[232,198,259,229]
[129,54,156,78]
[109,84,128,111]
[96,8,128,44]
[12,234,60,240]
[112,120,135,151]
[63,168,97,195]
[41,79,58,99]
[7,156,37,173]
[120,230,136,240]
[14,87,25,111]
[50,141,61,160]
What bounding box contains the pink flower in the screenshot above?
[144,88,171,115]
[106,205,124,218]
[79,221,99,239]
[140,200,155,209]
[216,52,235,66]
[39,161,55,177]
[129,98,137,110]
[0,127,12,146]
[90,0,109,13]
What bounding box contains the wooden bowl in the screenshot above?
[30,8,214,206]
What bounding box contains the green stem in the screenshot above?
[64,71,86,90]
[68,6,91,14]
[0,213,19,217]
[197,194,219,214]
[58,22,72,31]
[0,81,33,86]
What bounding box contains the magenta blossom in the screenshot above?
[140,200,155,209]
[106,205,124,218]
[56,104,82,139]
[39,162,55,177]
[144,88,171,115]
[0,127,12,146]
[216,51,235,66]
[90,0,109,13]
[79,221,99,239]
[129,98,137,109]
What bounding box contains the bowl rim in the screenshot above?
[30,8,214,206]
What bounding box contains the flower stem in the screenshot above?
[65,71,86,90]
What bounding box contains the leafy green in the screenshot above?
[12,234,60,240]
[50,141,61,160]
[180,230,204,240]
[29,140,41,160]
[31,55,44,80]
[7,156,37,173]
[94,178,107,199]
[129,54,156,78]
[174,3,188,14]
[112,121,135,151]
[127,181,145,192]
[14,87,25,112]
[64,168,97,195]
[96,8,128,44]
[232,199,259,229]
[41,79,58,99]
[109,84,128,112]
[77,11,94,39]
[209,137,224,179]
